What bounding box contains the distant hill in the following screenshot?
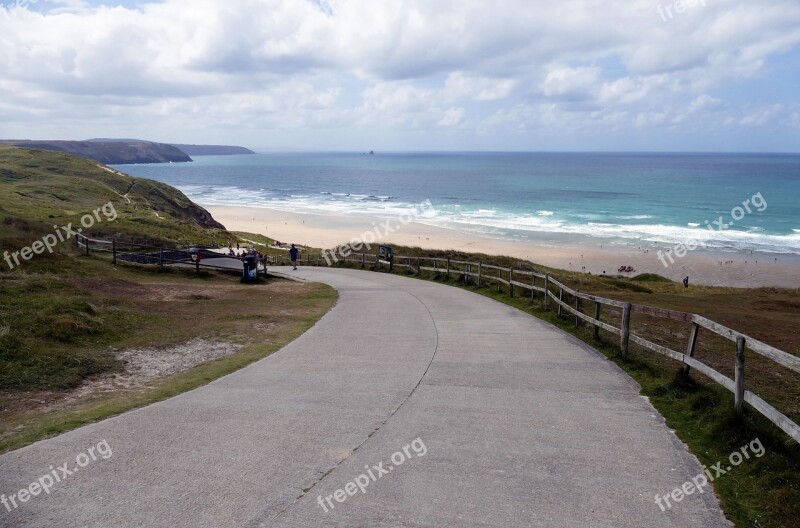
[87,138,255,156]
[0,139,192,165]
[170,144,255,156]
[0,146,225,235]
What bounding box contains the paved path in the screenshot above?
[0,268,729,527]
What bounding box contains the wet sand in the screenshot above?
[208,205,800,289]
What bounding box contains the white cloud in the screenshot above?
[0,0,797,149]
[539,67,600,99]
[438,107,465,127]
[443,72,515,102]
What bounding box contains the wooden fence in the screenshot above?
[75,234,257,274]
[314,252,800,445]
[78,237,800,445]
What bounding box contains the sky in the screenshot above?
[0,0,799,152]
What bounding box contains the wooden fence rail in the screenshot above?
[77,236,800,444]
[325,251,800,444]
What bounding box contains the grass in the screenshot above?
[0,259,337,453]
[0,146,340,453]
[2,146,797,524]
[323,251,800,528]
[0,145,230,251]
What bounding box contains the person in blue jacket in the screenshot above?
[290,244,299,270]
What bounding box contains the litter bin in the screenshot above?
[378,245,394,271]
[242,255,258,283]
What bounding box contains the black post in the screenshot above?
[735,336,746,414]
[593,302,601,339]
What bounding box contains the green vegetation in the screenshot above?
[0,139,191,164]
[326,246,800,527]
[2,145,798,524]
[632,272,674,282]
[0,146,337,453]
[0,145,226,255]
[0,260,336,453]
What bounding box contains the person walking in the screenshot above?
[683,276,689,288]
[290,244,299,270]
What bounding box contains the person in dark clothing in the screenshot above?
[683,276,689,288]
[290,244,299,270]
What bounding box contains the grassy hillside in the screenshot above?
[0,146,228,268]
[170,143,255,155]
[0,146,337,452]
[0,140,191,164]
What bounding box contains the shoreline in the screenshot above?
[207,205,800,289]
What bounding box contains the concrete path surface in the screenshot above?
[0,268,729,527]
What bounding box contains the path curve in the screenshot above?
[0,268,729,527]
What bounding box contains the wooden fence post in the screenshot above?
[112,239,117,265]
[620,303,632,359]
[446,258,450,277]
[543,275,549,310]
[361,252,365,268]
[497,268,502,293]
[683,322,699,374]
[593,302,601,339]
[575,293,580,327]
[530,275,536,302]
[735,336,746,413]
[477,262,482,288]
[509,268,514,298]
[416,257,421,273]
[85,236,90,256]
[159,246,164,269]
[557,288,563,317]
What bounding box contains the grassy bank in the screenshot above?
[0,146,338,452]
[0,257,336,453]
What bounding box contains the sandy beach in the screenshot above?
[208,205,800,289]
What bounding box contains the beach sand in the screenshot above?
[208,205,800,289]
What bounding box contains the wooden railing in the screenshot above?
[76,238,800,445]
[321,252,800,445]
[75,234,260,274]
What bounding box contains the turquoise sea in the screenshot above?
[115,152,800,255]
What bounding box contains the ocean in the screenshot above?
[114,152,800,255]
